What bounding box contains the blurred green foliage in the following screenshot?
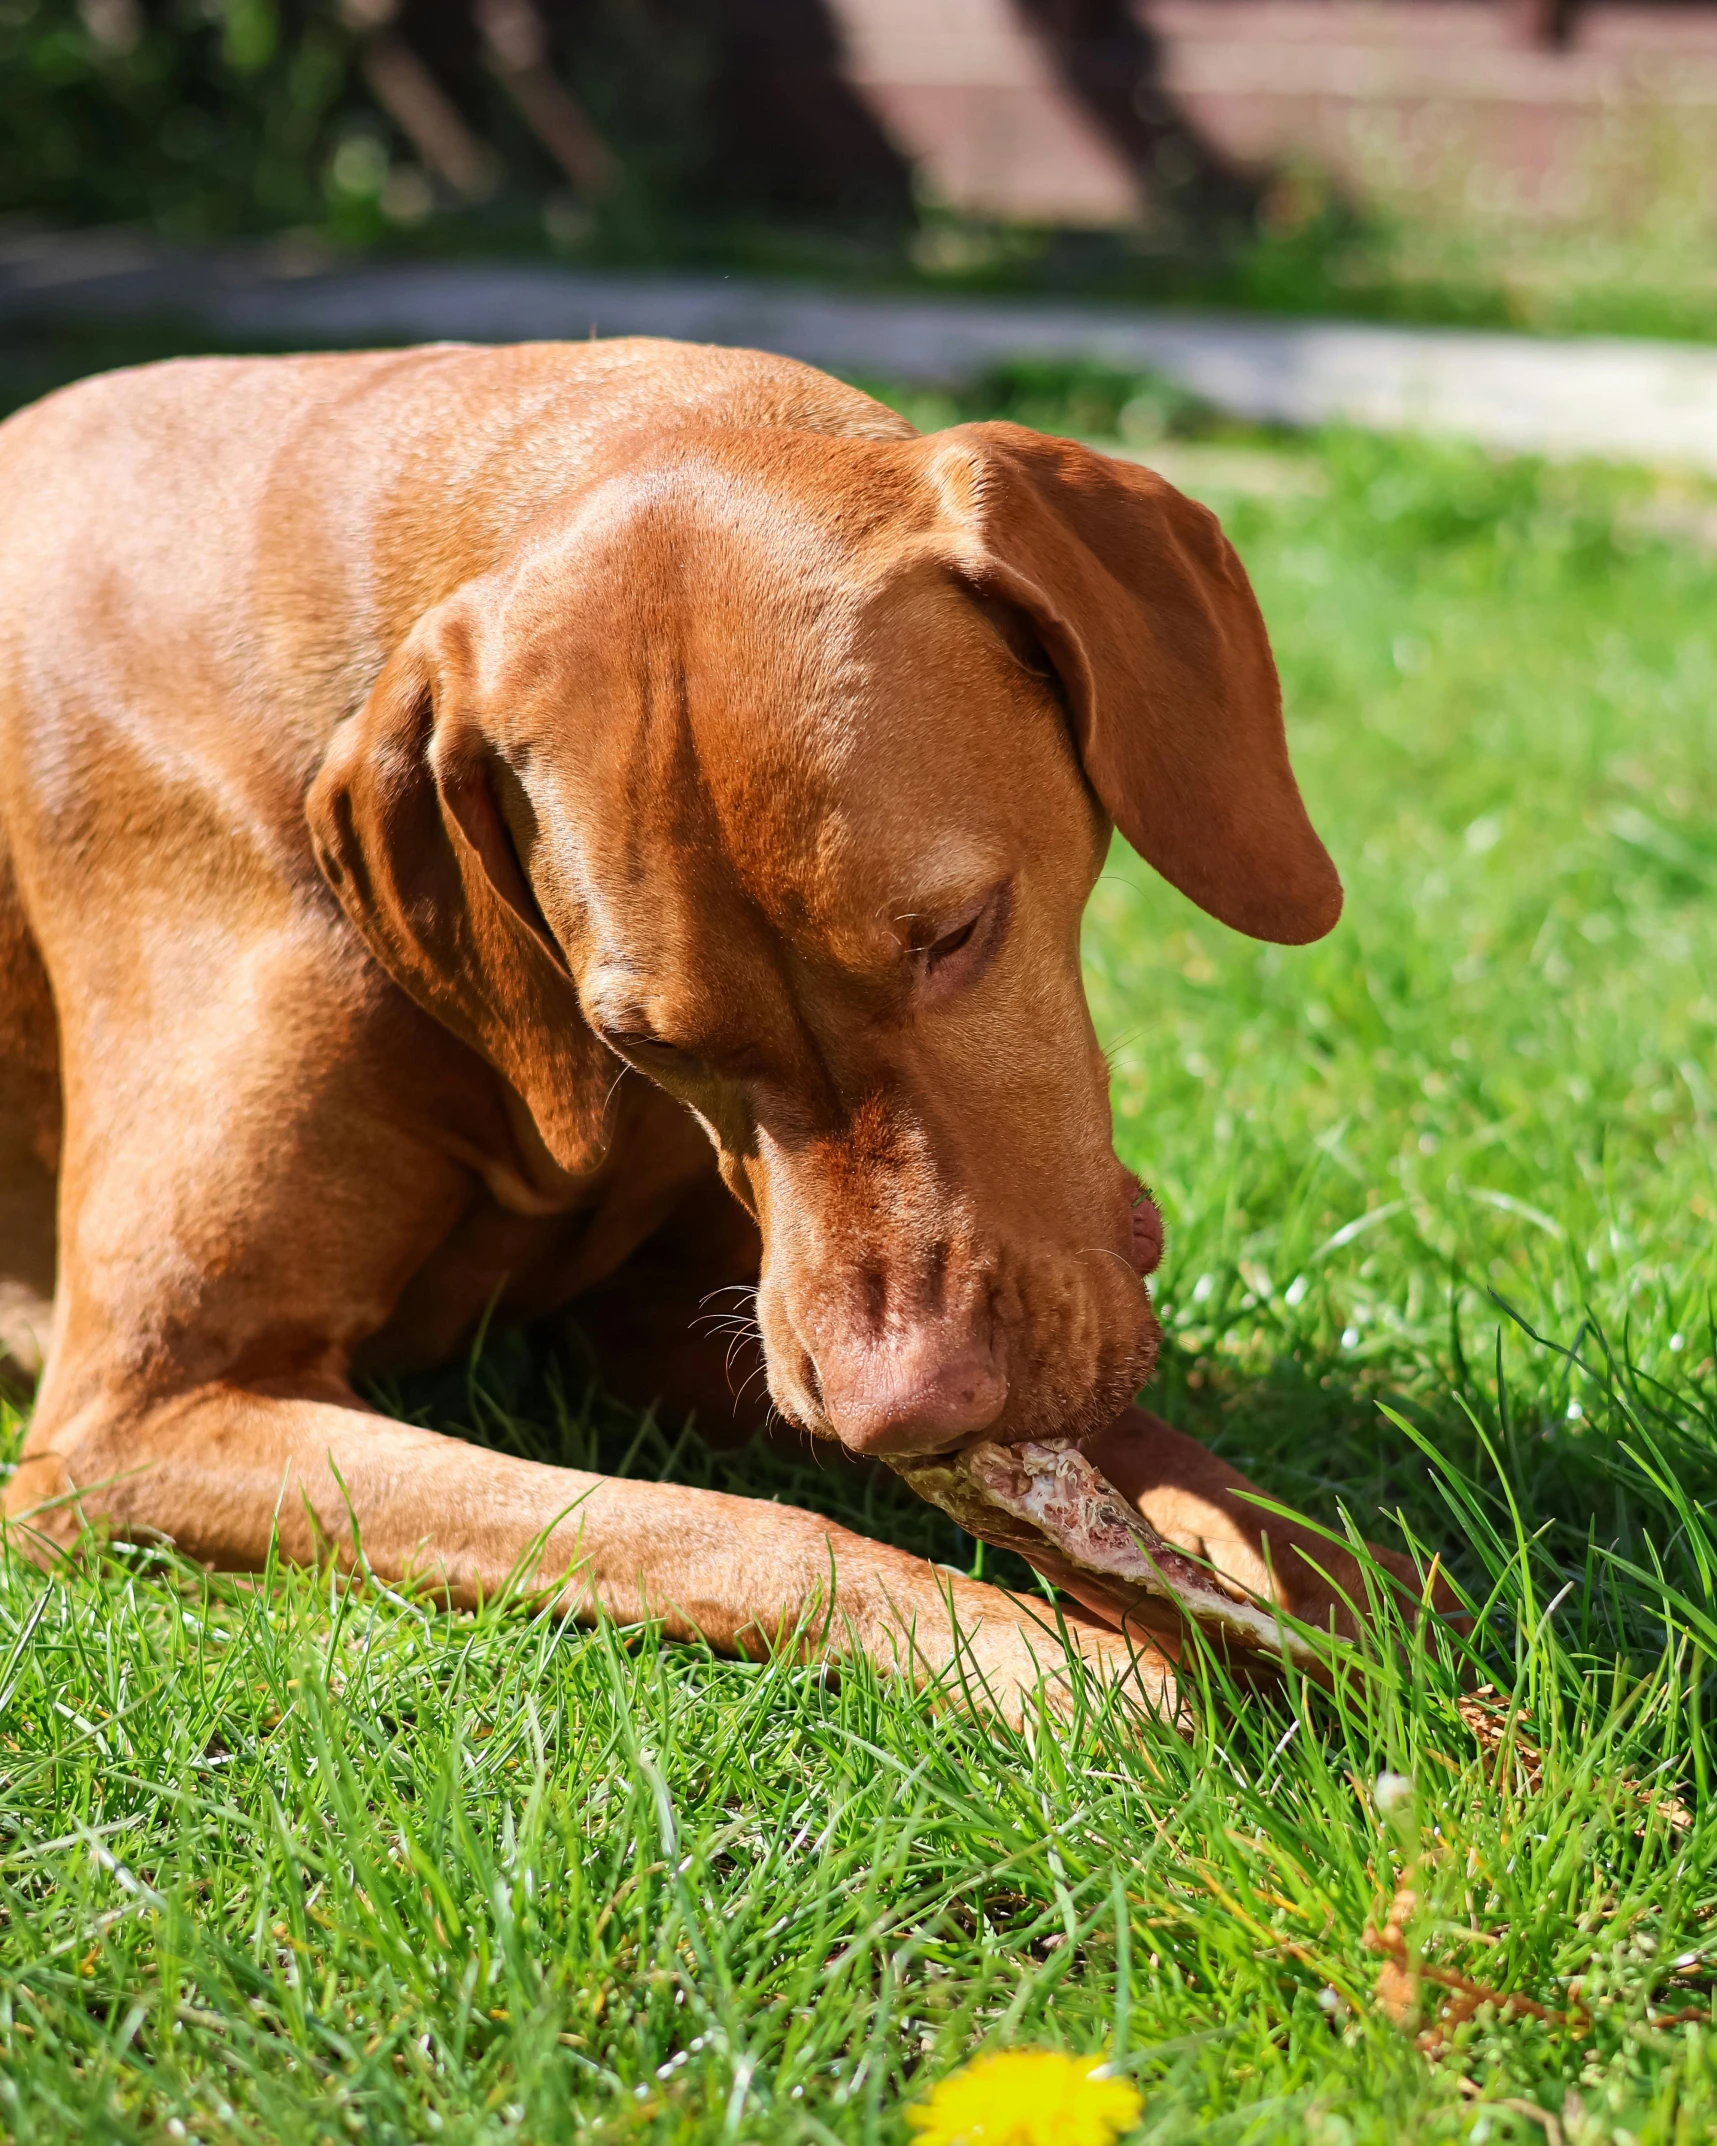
[872,359,1208,446]
[0,0,716,245]
[0,0,370,236]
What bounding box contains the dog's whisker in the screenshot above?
[1101,1026,1145,1072]
[724,1329,762,1381]
[696,1284,759,1310]
[691,1312,756,1337]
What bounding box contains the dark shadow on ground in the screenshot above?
[378,1316,1482,1608]
[379,1296,1717,1668]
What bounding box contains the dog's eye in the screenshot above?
[595,1012,727,1081]
[912,883,1009,994]
[603,1024,683,1065]
[927,915,978,963]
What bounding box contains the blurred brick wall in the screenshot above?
[832,0,1141,222]
[828,0,1717,226]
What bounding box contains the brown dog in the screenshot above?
[0,338,1407,1720]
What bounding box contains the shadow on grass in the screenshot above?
[374,1287,1717,1675]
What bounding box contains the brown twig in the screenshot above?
[1363,1880,1584,2053]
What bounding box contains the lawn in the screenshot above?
[3,393,1716,2145]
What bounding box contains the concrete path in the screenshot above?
[6,238,1717,473]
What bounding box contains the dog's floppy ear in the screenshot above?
[306,602,613,1178]
[929,422,1341,944]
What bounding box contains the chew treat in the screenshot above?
[890,1437,1318,1665]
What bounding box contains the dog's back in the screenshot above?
[0,340,910,818]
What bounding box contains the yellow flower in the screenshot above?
[908,2049,1143,2146]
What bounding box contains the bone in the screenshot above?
[888,1437,1320,1665]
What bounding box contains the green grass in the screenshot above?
[4,410,1717,2144]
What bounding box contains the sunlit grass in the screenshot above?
[3,422,1716,2143]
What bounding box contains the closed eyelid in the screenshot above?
[896,882,1003,951]
[585,997,687,1055]
[591,1006,766,1082]
[908,880,1011,996]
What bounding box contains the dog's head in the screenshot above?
[310,421,1338,1457]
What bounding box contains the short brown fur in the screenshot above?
[0,340,1411,1720]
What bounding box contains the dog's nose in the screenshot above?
[816,1335,1007,1457]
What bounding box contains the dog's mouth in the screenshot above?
[1130,1184,1164,1277]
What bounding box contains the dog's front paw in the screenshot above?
[931,1581,1183,1733]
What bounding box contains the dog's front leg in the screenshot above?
[6,1388,1174,1725]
